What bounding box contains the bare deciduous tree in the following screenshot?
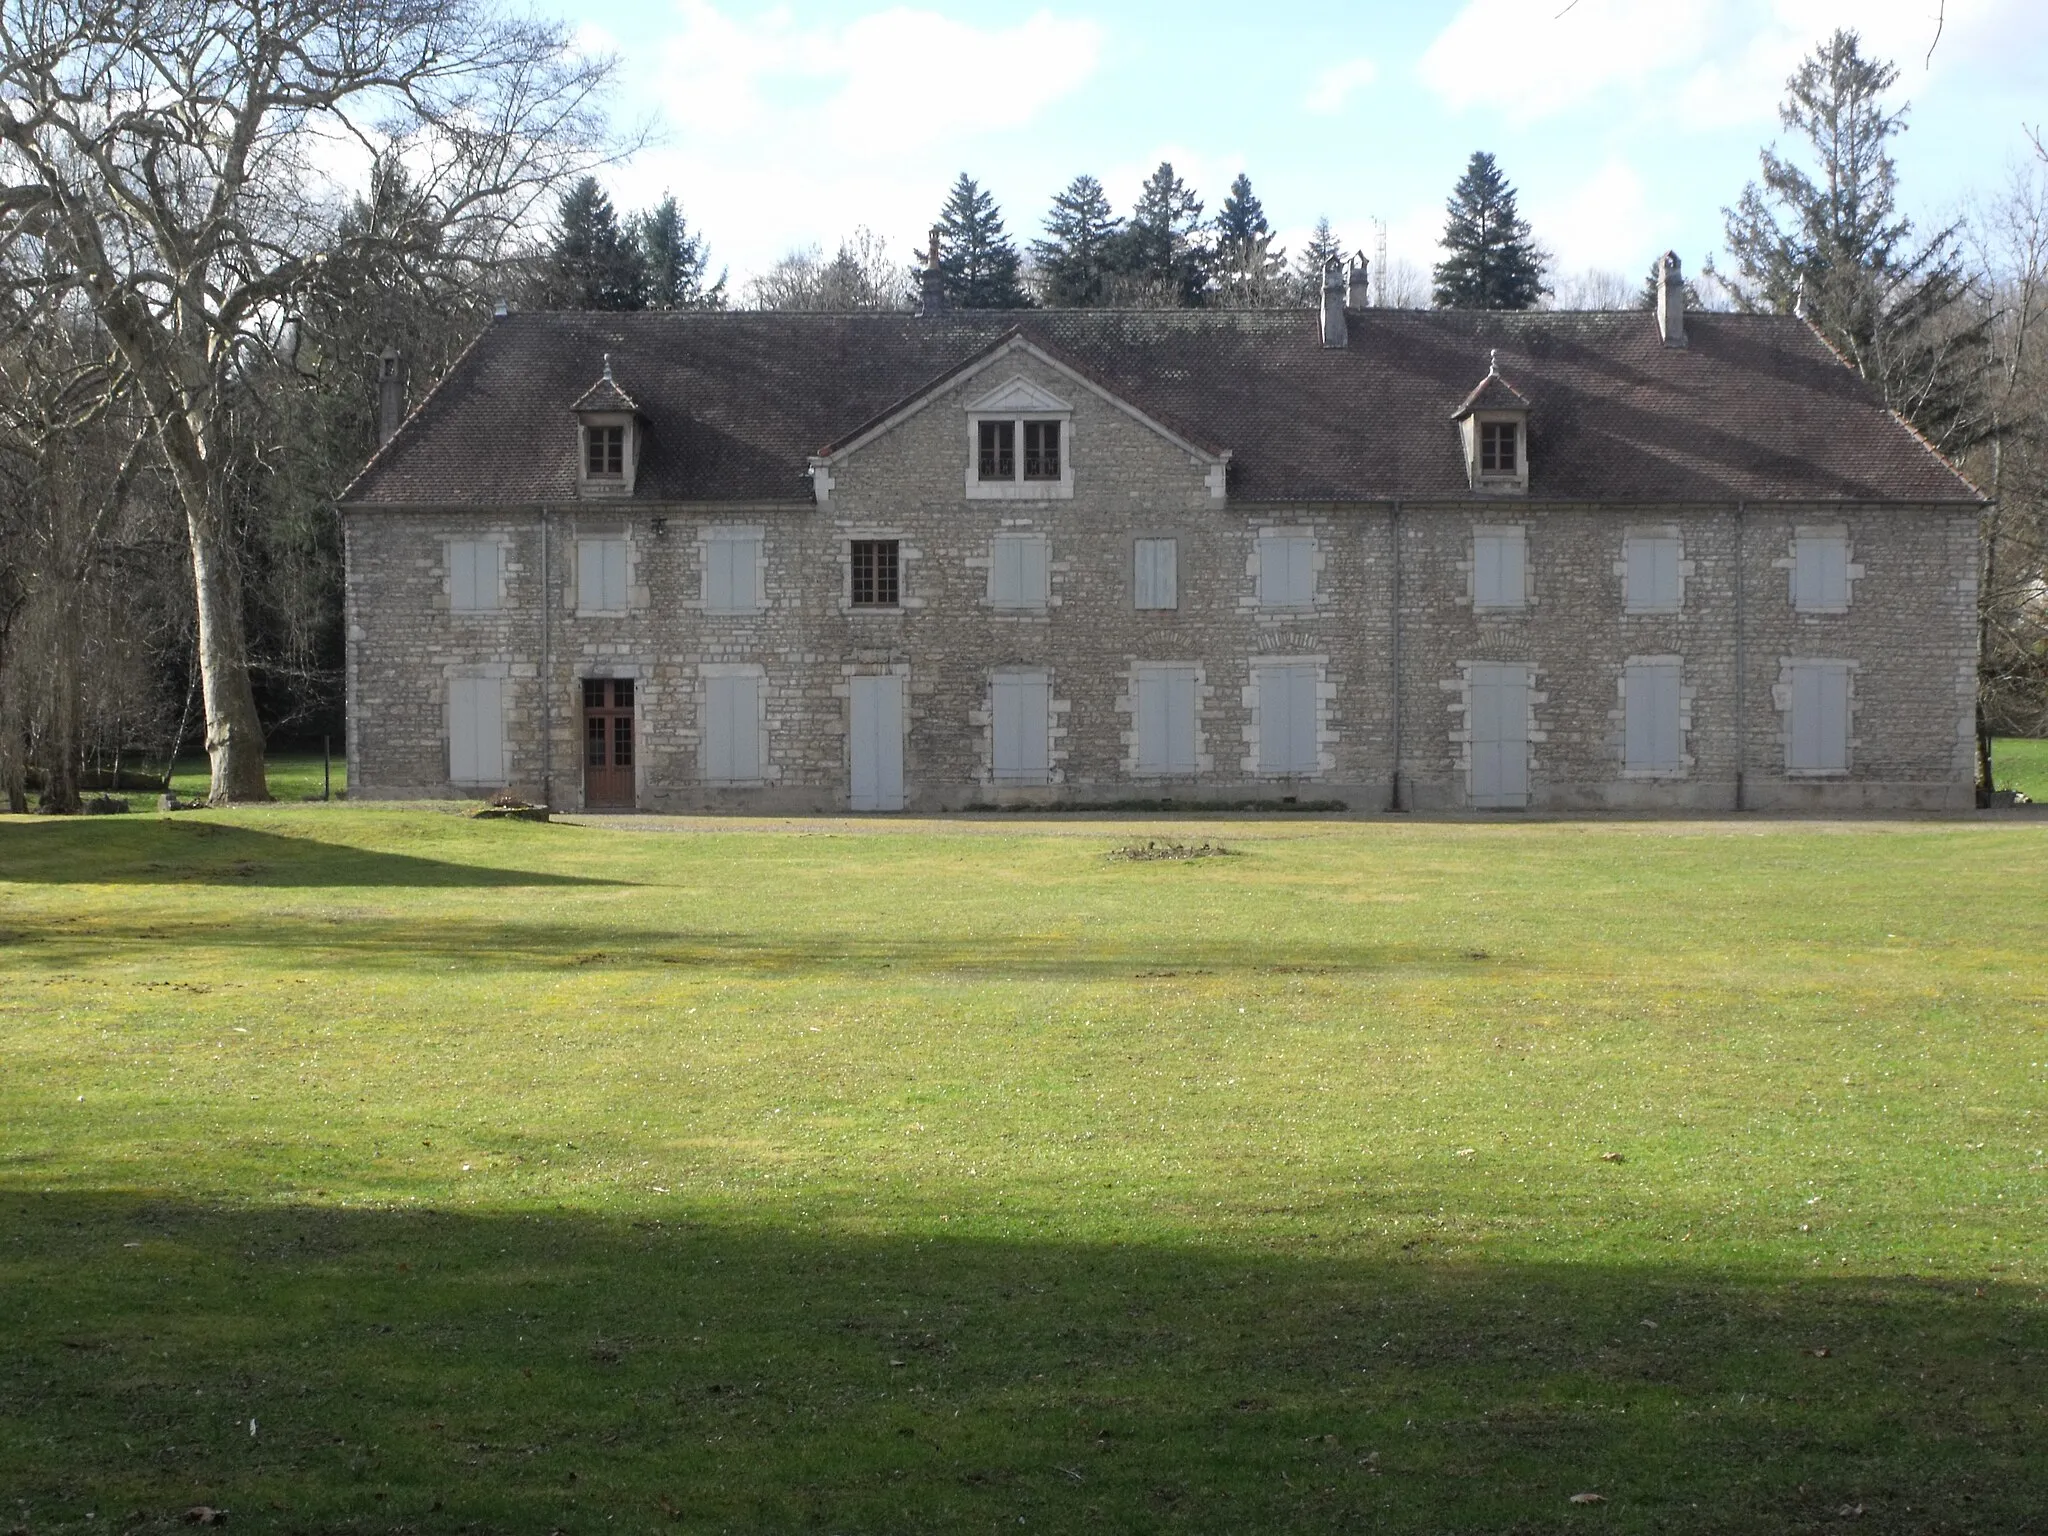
[0,0,621,801]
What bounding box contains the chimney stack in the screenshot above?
[1655,251,1687,348]
[1348,254,1371,311]
[376,347,407,447]
[918,226,947,316]
[1320,257,1347,348]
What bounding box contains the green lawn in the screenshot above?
[1994,736,2048,800]
[167,751,344,804]
[1,809,2042,1534]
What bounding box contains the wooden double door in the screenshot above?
[582,678,636,808]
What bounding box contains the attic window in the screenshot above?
[587,425,624,478]
[1479,421,1518,476]
[977,421,1014,481]
[1023,421,1061,480]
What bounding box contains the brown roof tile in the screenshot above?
[340,308,1982,508]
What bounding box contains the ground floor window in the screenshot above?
[702,671,763,783]
[1255,662,1318,775]
[448,677,504,786]
[1134,665,1198,775]
[1786,662,1851,772]
[1623,661,1684,774]
[991,671,1050,782]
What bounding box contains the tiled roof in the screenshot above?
[1452,366,1532,419]
[568,372,638,414]
[341,308,1982,508]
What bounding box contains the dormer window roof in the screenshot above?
[570,354,642,498]
[1452,351,1531,494]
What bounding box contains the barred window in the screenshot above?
[977,420,1014,481]
[850,539,899,607]
[1022,420,1061,480]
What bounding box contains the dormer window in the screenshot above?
[965,375,1074,500]
[1452,351,1532,494]
[587,424,624,479]
[570,354,642,499]
[1479,420,1519,476]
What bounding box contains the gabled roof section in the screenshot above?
[569,356,638,414]
[966,374,1072,414]
[814,330,1228,466]
[1453,358,1532,419]
[340,308,1984,508]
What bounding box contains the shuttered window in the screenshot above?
[1257,533,1315,609]
[1256,663,1319,774]
[1623,662,1684,773]
[1134,665,1198,775]
[577,536,628,613]
[447,678,505,786]
[702,672,762,782]
[988,533,1050,610]
[1473,528,1526,610]
[991,672,1050,782]
[1793,532,1850,611]
[1134,538,1177,610]
[1623,534,1681,613]
[449,540,500,613]
[703,530,763,614]
[1787,663,1851,771]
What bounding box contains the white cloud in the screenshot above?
[608,2,1104,285]
[1305,56,1377,116]
[1417,0,2031,127]
[1527,158,1657,276]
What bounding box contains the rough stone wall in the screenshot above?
[342,354,1978,813]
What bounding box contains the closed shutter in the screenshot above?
[448,678,504,786]
[705,533,762,613]
[450,541,499,612]
[1789,664,1849,770]
[849,674,905,810]
[1136,666,1196,774]
[578,537,627,612]
[1468,664,1530,807]
[1258,535,1314,608]
[1258,664,1318,774]
[992,672,1050,781]
[1794,535,1849,610]
[990,534,1048,609]
[704,674,761,781]
[1474,531,1525,609]
[1625,536,1680,612]
[1624,663,1683,772]
[1134,538,1177,609]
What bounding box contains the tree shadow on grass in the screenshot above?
[0,820,619,888]
[2,1191,2040,1535]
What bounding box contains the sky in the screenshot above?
[548,0,2047,300]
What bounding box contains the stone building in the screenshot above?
[339,258,1982,813]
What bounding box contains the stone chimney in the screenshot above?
[918,226,947,317]
[1655,251,1687,348]
[376,347,407,447]
[1348,255,1371,311]
[1320,257,1347,348]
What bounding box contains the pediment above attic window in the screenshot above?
[1452,353,1531,494]
[571,354,642,498]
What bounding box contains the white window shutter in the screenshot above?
[1625,536,1679,612]
[451,543,476,612]
[1136,667,1194,774]
[1167,669,1195,771]
[1258,535,1314,608]
[1794,535,1849,611]
[1135,538,1177,609]
[705,540,733,611]
[1258,664,1318,773]
[1817,667,1848,768]
[578,538,626,612]
[992,673,1049,781]
[705,674,760,781]
[448,678,503,785]
[1475,532,1524,608]
[1625,663,1682,772]
[1137,670,1167,772]
[990,535,1048,609]
[1788,664,1848,770]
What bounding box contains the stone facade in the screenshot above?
[343,339,1980,813]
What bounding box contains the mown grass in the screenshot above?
[0,807,2042,1534]
[1994,736,2048,800]
[167,752,344,804]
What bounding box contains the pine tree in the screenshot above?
[640,195,726,310]
[1722,28,1982,451]
[1431,152,1546,310]
[1291,217,1346,303]
[1212,173,1288,306]
[1108,162,1209,307]
[1030,175,1122,307]
[545,177,645,311]
[933,174,1030,309]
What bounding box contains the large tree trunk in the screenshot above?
[185,497,269,804]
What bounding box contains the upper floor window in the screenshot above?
[851,539,900,608]
[1023,421,1061,480]
[1134,538,1177,610]
[702,528,764,614]
[1472,526,1527,611]
[1792,529,1851,613]
[1623,532,1682,613]
[964,375,1075,500]
[1257,532,1316,610]
[988,533,1050,611]
[1479,420,1518,475]
[577,535,629,614]
[587,424,624,479]
[977,421,1014,481]
[448,539,501,613]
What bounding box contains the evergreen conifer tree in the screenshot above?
[933,174,1031,309]
[1107,162,1208,306]
[1290,217,1346,303]
[640,195,726,310]
[1216,173,1269,245]
[1722,29,1982,451]
[1431,152,1547,310]
[1030,175,1121,307]
[545,177,645,311]
[1211,173,1288,306]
